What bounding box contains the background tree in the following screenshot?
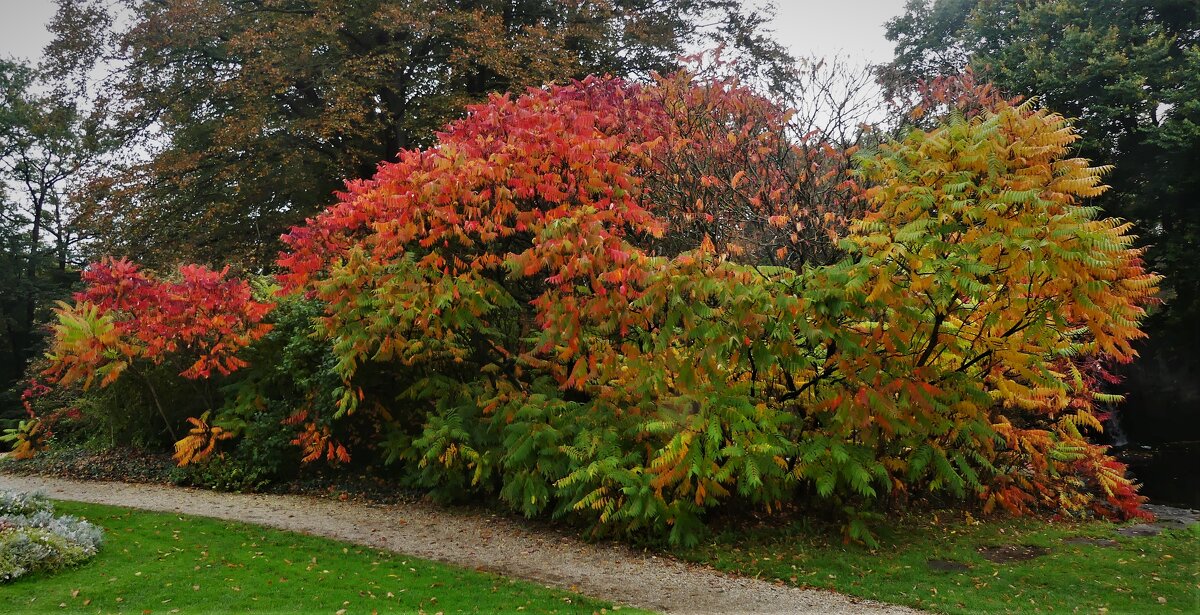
[45,0,794,269]
[882,0,1200,443]
[1,59,104,419]
[0,178,30,418]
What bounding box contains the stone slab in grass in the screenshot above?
[976,544,1050,563]
[926,559,971,572]
[1116,524,1163,537]
[1062,537,1120,547]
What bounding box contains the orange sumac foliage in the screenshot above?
[292,422,351,465]
[173,411,235,466]
[271,74,1154,544]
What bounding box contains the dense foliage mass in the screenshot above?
[27,72,1158,545]
[13,260,273,452]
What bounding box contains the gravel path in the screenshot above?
[0,474,919,615]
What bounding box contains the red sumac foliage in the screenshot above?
[40,257,273,453]
[46,258,273,384]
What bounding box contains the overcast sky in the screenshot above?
[0,0,909,68]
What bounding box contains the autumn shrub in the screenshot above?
[35,259,273,449]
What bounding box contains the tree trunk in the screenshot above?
[24,191,44,329]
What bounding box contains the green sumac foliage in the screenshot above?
[265,73,1155,545]
[179,293,342,488]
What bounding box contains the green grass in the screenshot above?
[3,501,649,614]
[680,512,1199,614]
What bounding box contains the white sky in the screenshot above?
[0,1,57,63]
[1,0,909,67]
[766,0,909,64]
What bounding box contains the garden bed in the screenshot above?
[1,490,104,583]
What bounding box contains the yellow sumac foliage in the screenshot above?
[173,411,235,466]
[0,419,46,461]
[845,100,1159,519]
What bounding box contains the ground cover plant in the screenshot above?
[0,490,104,583]
[682,512,1199,614]
[20,67,1161,547]
[0,500,644,614]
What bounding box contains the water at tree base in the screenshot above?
[1120,441,1200,509]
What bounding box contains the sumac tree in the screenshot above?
[270,72,1157,544]
[40,258,273,446]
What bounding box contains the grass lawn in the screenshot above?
[2,501,648,614]
[681,512,1199,614]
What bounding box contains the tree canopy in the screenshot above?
[47,0,793,268]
